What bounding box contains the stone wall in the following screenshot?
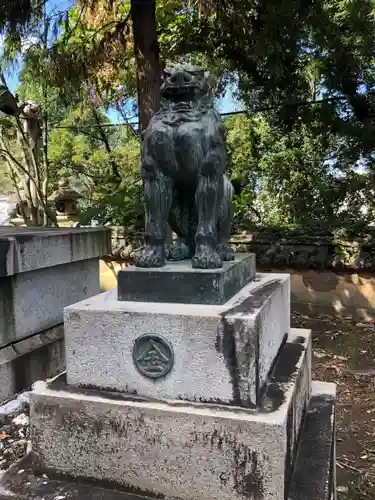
[104,227,375,320]
[109,226,375,272]
[230,231,375,272]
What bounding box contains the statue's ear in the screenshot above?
[159,97,169,110]
[163,67,172,80]
[204,71,215,89]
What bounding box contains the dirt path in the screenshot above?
[292,312,375,499]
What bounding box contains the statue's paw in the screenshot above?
[134,245,164,268]
[165,242,190,261]
[218,244,235,262]
[192,248,223,269]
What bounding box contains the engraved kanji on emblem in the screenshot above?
[132,334,174,379]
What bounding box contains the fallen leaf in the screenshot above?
[334,355,348,361]
[337,486,349,493]
[0,434,10,439]
[313,349,328,359]
[327,364,342,374]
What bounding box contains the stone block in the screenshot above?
[65,272,290,407]
[0,227,111,347]
[288,381,336,500]
[0,227,110,277]
[117,253,256,305]
[30,329,311,500]
[0,258,99,347]
[0,324,65,403]
[2,378,336,500]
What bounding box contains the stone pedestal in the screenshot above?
[32,328,312,500]
[29,254,336,500]
[117,253,256,304]
[65,271,289,407]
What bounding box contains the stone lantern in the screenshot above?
[48,178,83,226]
[7,187,30,226]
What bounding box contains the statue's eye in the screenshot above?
[189,70,204,78]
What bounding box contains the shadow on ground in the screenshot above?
[292,312,375,499]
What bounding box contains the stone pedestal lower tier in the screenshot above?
[0,324,65,403]
[30,329,316,500]
[1,383,336,499]
[64,272,290,407]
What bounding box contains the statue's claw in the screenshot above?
[192,245,223,269]
[134,245,165,268]
[218,244,235,262]
[165,240,190,261]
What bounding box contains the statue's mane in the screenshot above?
[153,65,222,125]
[154,91,220,125]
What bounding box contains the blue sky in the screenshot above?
[5,71,242,124]
[3,0,244,122]
[6,66,243,124]
[3,0,74,92]
[106,86,244,124]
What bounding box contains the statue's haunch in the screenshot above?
[134,65,234,269]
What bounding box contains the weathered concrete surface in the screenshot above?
[0,227,110,277]
[0,324,65,403]
[0,379,335,500]
[117,253,256,305]
[0,227,111,347]
[65,273,290,407]
[0,258,99,346]
[288,381,336,500]
[31,328,310,500]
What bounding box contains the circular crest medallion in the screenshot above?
[132,334,174,379]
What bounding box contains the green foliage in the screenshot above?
[1,0,375,235]
[0,0,42,45]
[47,110,143,228]
[225,114,375,234]
[0,160,13,194]
[165,2,375,165]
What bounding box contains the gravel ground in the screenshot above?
[0,391,31,474]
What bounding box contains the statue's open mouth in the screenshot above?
[173,101,193,111]
[162,84,198,100]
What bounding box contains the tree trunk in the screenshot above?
[131,0,171,241]
[130,0,161,132]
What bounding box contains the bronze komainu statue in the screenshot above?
[134,65,234,269]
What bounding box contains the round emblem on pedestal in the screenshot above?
[132,334,174,379]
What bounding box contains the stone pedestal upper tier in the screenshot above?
[117,253,256,305]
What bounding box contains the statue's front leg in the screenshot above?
[192,150,224,269]
[134,160,173,268]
